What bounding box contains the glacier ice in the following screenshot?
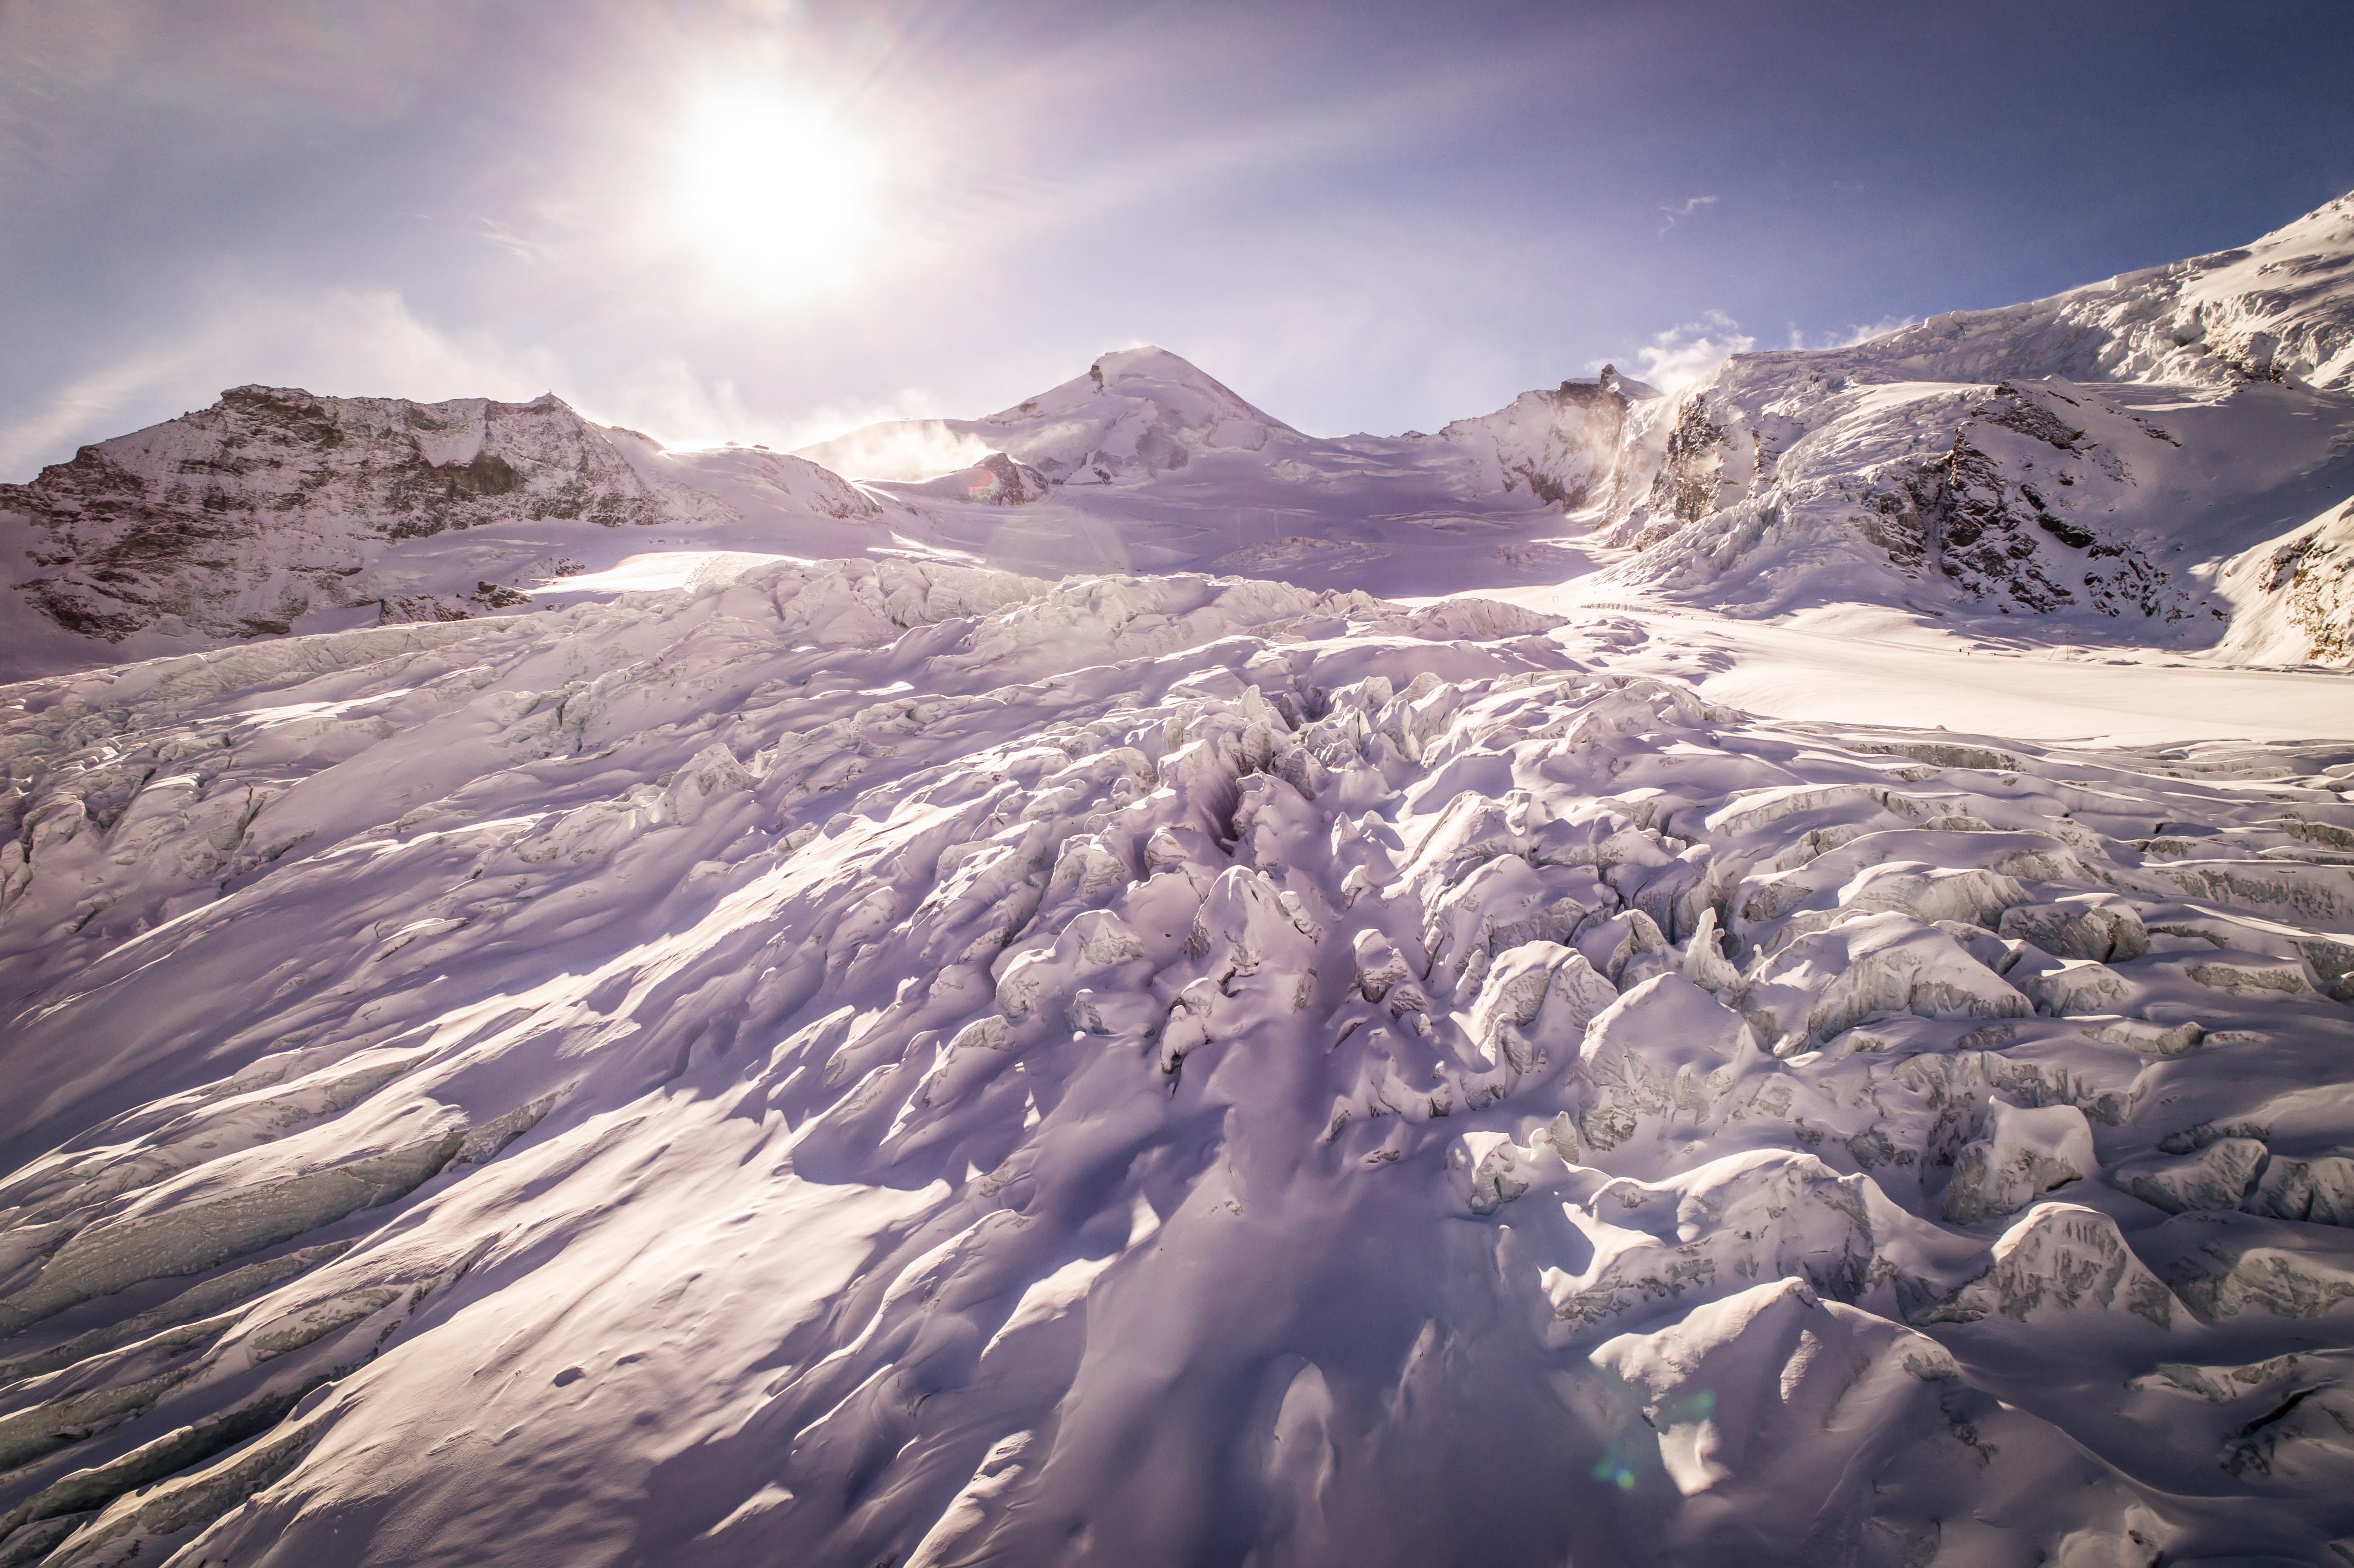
[0,552,2343,1563]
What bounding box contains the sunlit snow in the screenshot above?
[0,195,2351,1567]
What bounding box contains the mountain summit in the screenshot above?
[796,345,1302,488]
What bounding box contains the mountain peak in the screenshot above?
[953,346,1300,484]
[1087,345,1209,387]
[988,345,1293,435]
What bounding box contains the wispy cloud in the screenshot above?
[1620,309,1755,391]
[473,216,562,267]
[1657,194,1718,237]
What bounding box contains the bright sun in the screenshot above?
[676,90,880,285]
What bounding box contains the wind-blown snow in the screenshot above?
[0,555,2350,1565]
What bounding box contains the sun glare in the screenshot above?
[676,90,880,286]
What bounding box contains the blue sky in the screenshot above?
[4,0,2350,474]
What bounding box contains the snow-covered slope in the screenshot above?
[798,349,1652,513]
[1598,195,2354,652]
[1760,193,2354,394]
[0,388,896,680]
[2216,494,2354,666]
[0,559,2351,1564]
[0,389,724,639]
[1426,366,1654,508]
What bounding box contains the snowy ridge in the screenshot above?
[798,345,1303,487]
[0,560,2350,1563]
[1748,192,2354,394]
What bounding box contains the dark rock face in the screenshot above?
[1653,398,1732,526]
[1857,388,2202,622]
[0,387,683,641]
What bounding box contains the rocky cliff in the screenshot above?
[0,387,755,641]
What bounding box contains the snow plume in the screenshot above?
[571,355,784,455]
[791,418,1000,481]
[1630,308,1755,390]
[2,558,2353,1563]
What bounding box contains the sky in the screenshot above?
[3,0,2352,477]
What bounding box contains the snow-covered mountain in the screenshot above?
[0,351,1655,680]
[798,345,1303,486]
[1598,193,2354,654]
[798,345,1650,509]
[0,386,877,661]
[3,195,2354,1568]
[11,195,2350,678]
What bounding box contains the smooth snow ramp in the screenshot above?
[0,562,2351,1564]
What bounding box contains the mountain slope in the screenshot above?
[1597,194,2354,652]
[0,388,906,679]
[0,353,1654,679]
[0,388,734,640]
[7,195,2354,682]
[1802,190,2354,392]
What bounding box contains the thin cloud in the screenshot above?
[473,217,562,267]
[1657,194,1718,237]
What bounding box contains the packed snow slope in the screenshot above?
[0,558,2353,1565]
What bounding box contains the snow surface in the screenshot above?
[0,554,2350,1565]
[0,196,2352,1567]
